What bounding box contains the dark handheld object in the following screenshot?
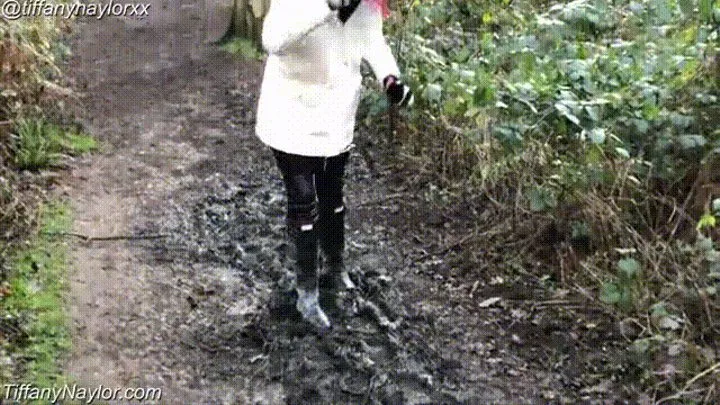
[383,75,414,107]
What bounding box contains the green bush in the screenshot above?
[370,0,720,399]
[389,0,718,183]
[0,18,70,121]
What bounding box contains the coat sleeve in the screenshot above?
[262,0,335,54]
[360,6,401,86]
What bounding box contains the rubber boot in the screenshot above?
[318,207,355,291]
[289,225,331,329]
[296,286,330,329]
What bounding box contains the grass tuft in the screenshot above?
[219,37,264,60]
[2,200,72,387]
[13,118,97,171]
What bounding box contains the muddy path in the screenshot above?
[63,1,628,403]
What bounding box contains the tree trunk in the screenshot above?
[230,0,271,44]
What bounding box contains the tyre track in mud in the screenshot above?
[64,0,625,403]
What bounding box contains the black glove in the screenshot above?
[383,75,414,107]
[327,0,361,23]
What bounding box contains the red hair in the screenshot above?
[366,0,390,18]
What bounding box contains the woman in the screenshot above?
[256,0,413,329]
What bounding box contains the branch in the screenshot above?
[656,362,720,404]
[42,231,169,241]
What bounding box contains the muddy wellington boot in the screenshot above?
[290,225,331,329]
[296,286,330,329]
[318,207,355,291]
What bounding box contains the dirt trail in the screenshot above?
[63,1,625,403]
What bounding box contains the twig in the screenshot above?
[416,230,477,261]
[440,115,465,136]
[356,193,410,208]
[656,362,720,404]
[42,231,169,241]
[703,382,716,404]
[528,107,555,130]
[682,362,720,391]
[531,299,575,308]
[481,187,503,209]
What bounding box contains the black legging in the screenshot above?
[273,149,348,289]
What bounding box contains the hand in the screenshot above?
[327,0,359,10]
[383,75,414,107]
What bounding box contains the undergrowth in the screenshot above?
[1,201,72,387]
[1,14,73,271]
[1,14,81,387]
[360,0,720,401]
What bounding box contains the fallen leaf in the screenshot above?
[478,297,501,308]
[658,316,682,331]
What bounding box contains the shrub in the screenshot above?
[0,14,75,278]
[366,0,720,399]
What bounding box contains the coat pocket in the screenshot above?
[278,46,330,84]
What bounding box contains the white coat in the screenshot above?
[255,0,401,157]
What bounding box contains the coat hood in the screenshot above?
[366,0,389,18]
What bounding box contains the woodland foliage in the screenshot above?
[0,16,72,282]
[361,0,720,400]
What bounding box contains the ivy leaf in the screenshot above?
[618,258,640,279]
[424,83,443,102]
[585,105,601,122]
[600,283,621,304]
[633,119,650,135]
[670,113,694,129]
[588,128,606,144]
[696,235,714,251]
[678,135,707,150]
[678,0,693,15]
[651,302,669,318]
[697,213,717,230]
[528,187,557,212]
[482,11,493,24]
[652,0,672,23]
[474,86,494,105]
[555,102,581,126]
[712,198,720,214]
